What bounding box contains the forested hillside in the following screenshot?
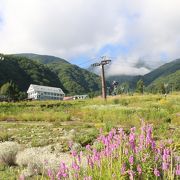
[142,59,180,85]
[15,53,69,64]
[16,54,101,95]
[147,70,180,92]
[1,53,179,97]
[0,55,63,91]
[107,59,180,91]
[0,54,101,95]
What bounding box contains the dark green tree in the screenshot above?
[158,83,166,94]
[18,91,27,100]
[116,82,129,94]
[121,82,129,94]
[0,81,20,101]
[136,79,144,94]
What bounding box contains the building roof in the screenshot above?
[27,84,65,94]
[63,96,73,101]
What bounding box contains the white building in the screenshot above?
[27,84,65,100]
[73,95,88,100]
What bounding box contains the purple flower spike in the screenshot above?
[86,144,91,151]
[72,161,80,171]
[128,170,135,180]
[137,164,142,175]
[56,162,69,179]
[121,163,126,175]
[129,127,136,152]
[175,164,180,176]
[19,175,25,180]
[129,155,134,165]
[154,168,160,177]
[48,169,54,180]
[71,150,77,157]
[84,176,92,180]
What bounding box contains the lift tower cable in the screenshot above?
[91,56,111,100]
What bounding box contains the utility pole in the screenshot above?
[92,56,111,100]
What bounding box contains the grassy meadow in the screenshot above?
[0,93,179,179]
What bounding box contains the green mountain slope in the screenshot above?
[2,53,178,95]
[15,53,69,64]
[148,70,180,92]
[14,53,101,95]
[0,55,63,91]
[107,59,180,90]
[48,63,101,95]
[142,59,180,85]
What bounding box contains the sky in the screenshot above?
[0,0,180,76]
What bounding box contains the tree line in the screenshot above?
[0,81,26,101]
[108,79,173,96]
[0,79,176,102]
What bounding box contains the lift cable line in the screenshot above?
[91,56,111,100]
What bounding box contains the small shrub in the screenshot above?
[120,99,129,106]
[16,147,73,177]
[164,117,171,123]
[17,147,55,177]
[0,132,12,142]
[0,141,22,166]
[104,121,114,132]
[31,138,50,147]
[113,98,120,104]
[75,130,98,146]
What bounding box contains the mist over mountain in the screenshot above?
[106,58,180,90]
[88,57,165,78]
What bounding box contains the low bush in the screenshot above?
[0,132,12,142]
[16,147,73,178]
[0,141,22,166]
[74,129,98,146]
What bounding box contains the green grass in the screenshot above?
[0,93,179,178]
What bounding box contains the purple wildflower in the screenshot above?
[87,156,94,169]
[162,162,169,170]
[129,127,136,152]
[19,175,25,180]
[56,162,69,179]
[86,144,91,151]
[155,155,159,162]
[137,164,142,175]
[71,150,77,157]
[139,134,144,150]
[121,163,126,175]
[77,151,83,164]
[124,148,129,155]
[68,141,73,149]
[84,176,92,180]
[162,148,170,170]
[128,170,135,180]
[72,161,80,171]
[47,169,54,180]
[145,125,153,147]
[175,164,180,176]
[154,168,160,177]
[151,140,156,149]
[129,155,134,165]
[142,153,148,162]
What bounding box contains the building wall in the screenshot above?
[28,90,64,100]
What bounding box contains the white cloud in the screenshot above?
[0,0,180,75]
[106,55,151,76]
[0,0,125,57]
